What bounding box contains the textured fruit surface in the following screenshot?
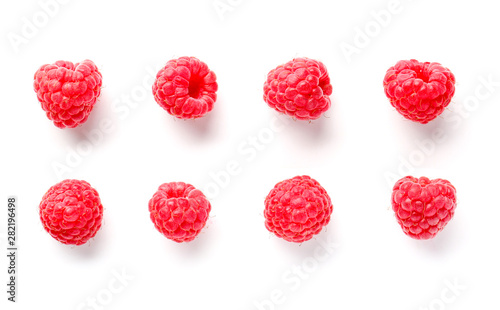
[392,176,457,240]
[39,179,103,245]
[149,182,211,242]
[383,59,455,124]
[152,56,218,119]
[34,60,102,128]
[263,58,332,120]
[264,175,333,243]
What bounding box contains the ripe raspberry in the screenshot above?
[264,176,333,243]
[152,56,218,119]
[39,179,104,245]
[263,58,332,120]
[392,176,457,240]
[148,182,211,243]
[383,59,455,124]
[34,60,103,128]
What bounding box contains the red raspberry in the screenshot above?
[34,60,103,128]
[148,182,211,243]
[392,176,457,240]
[263,58,333,120]
[39,179,104,245]
[264,176,333,243]
[152,56,218,119]
[383,59,455,124]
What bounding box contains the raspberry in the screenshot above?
[39,179,104,245]
[263,58,332,120]
[392,176,457,240]
[264,175,333,243]
[383,59,455,124]
[152,57,218,119]
[148,182,211,242]
[34,60,103,128]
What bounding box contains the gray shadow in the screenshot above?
[65,217,109,260]
[288,114,331,143]
[160,219,216,259]
[270,221,339,261]
[166,102,220,140]
[398,102,462,141]
[411,221,462,255]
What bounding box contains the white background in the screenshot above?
[1,0,500,309]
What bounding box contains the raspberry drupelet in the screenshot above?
[149,182,211,243]
[264,58,332,120]
[34,59,102,128]
[264,175,333,243]
[383,59,455,124]
[152,56,218,119]
[392,176,457,240]
[39,179,104,245]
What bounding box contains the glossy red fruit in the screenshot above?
[39,179,103,245]
[392,176,457,240]
[383,59,455,124]
[148,182,211,242]
[263,58,332,120]
[264,175,333,242]
[34,60,102,128]
[152,56,218,119]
